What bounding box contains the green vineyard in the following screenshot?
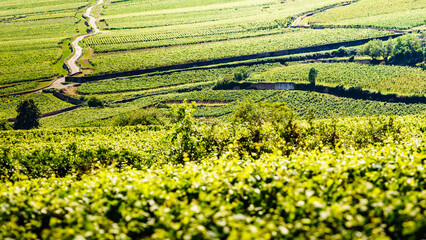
[1,112,425,239]
[1,0,425,238]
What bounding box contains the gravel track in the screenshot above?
[67,0,107,75]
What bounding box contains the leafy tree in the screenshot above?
[309,67,317,86]
[14,99,41,130]
[389,35,424,66]
[213,75,237,90]
[232,100,299,153]
[169,101,201,163]
[359,39,383,60]
[382,39,395,63]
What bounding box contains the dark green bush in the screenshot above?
[87,97,104,107]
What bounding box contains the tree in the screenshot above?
[233,70,248,81]
[359,39,383,60]
[14,99,41,130]
[389,35,424,66]
[382,39,395,63]
[232,100,293,127]
[309,67,317,86]
[232,100,300,149]
[169,101,201,163]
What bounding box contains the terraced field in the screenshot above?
[77,63,281,94]
[85,0,350,53]
[80,0,399,75]
[88,28,392,75]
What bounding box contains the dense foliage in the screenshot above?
[359,36,425,66]
[390,35,425,66]
[0,106,425,239]
[1,142,424,239]
[2,103,425,180]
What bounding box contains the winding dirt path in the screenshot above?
[67,0,107,75]
[42,0,107,91]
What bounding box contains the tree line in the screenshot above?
[359,35,425,67]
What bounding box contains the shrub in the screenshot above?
[79,95,87,101]
[169,101,202,163]
[42,88,55,93]
[359,39,383,60]
[233,70,249,81]
[213,76,238,90]
[332,47,349,57]
[87,97,104,107]
[232,100,300,156]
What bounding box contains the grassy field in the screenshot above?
[305,0,426,29]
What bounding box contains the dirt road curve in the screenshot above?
[49,77,67,89]
[67,0,106,75]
